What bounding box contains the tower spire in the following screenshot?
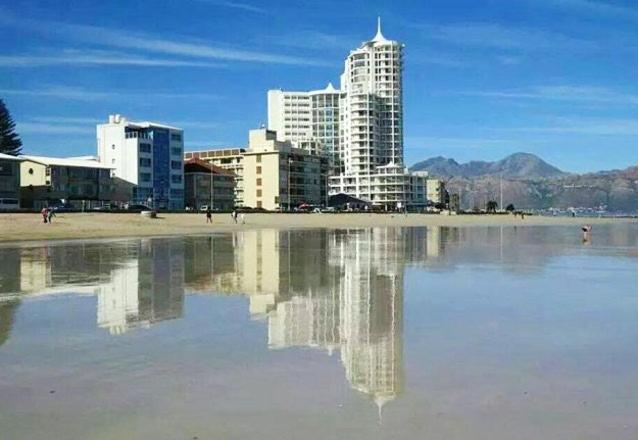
[372,16,387,42]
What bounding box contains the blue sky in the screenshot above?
[1,0,637,173]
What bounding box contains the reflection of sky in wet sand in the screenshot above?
[0,225,637,439]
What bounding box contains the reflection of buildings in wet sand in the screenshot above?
[0,299,19,347]
[265,228,408,413]
[97,240,185,335]
[203,229,333,316]
[0,227,449,403]
[0,240,185,336]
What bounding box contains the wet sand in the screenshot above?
[0,212,635,243]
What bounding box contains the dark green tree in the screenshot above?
[0,99,22,156]
[505,203,516,212]
[486,200,498,213]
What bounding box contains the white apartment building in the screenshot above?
[97,114,184,209]
[339,20,403,175]
[268,83,342,169]
[268,20,428,209]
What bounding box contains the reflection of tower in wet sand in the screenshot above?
[337,229,403,416]
[97,240,185,335]
[267,228,405,414]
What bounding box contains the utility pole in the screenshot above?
[500,174,503,211]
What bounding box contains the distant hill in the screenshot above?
[409,153,637,212]
[410,152,568,180]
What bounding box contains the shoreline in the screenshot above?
[0,212,636,245]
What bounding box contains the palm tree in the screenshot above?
[486,200,498,213]
[0,99,22,156]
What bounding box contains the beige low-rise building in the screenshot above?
[19,155,113,209]
[0,153,21,210]
[184,148,245,206]
[426,178,446,206]
[184,158,235,211]
[243,129,329,211]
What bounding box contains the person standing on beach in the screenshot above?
[47,208,56,224]
[231,209,237,224]
[205,207,212,224]
[41,207,48,224]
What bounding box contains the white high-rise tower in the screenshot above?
[267,20,429,209]
[340,18,403,175]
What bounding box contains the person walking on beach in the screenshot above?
[41,207,48,224]
[47,208,56,224]
[231,209,237,224]
[205,207,212,224]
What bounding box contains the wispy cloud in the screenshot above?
[192,0,266,14]
[26,116,102,125]
[507,117,638,136]
[533,0,638,21]
[0,9,329,67]
[0,86,222,101]
[409,50,468,68]
[17,116,231,134]
[450,85,638,106]
[77,26,327,66]
[16,122,92,135]
[408,22,595,52]
[0,50,226,68]
[405,136,513,149]
[263,31,356,52]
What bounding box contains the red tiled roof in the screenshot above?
[184,158,235,176]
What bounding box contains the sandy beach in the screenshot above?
[0,212,636,244]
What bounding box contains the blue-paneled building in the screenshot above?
[97,115,184,209]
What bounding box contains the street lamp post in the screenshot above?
[288,156,293,211]
[209,163,214,211]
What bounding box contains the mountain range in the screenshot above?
[411,152,567,180]
[409,153,638,212]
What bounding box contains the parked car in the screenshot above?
[50,203,73,212]
[91,205,112,212]
[0,198,19,211]
[125,204,151,212]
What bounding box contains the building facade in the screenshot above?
[184,148,245,206]
[339,20,403,176]
[426,178,446,206]
[243,129,329,210]
[267,21,429,209]
[184,158,235,211]
[268,84,342,171]
[329,164,427,209]
[0,153,21,210]
[19,155,113,209]
[97,114,184,209]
